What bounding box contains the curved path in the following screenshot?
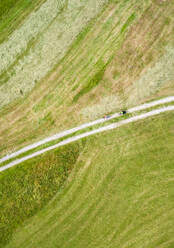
[1,105,174,173]
[1,96,174,165]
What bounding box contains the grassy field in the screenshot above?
[1,111,174,247]
[0,141,85,247]
[1,0,174,157]
[1,0,174,247]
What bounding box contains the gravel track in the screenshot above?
[1,96,174,165]
[1,104,174,172]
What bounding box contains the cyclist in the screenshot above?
[120,110,127,115]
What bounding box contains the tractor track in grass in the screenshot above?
[1,96,174,164]
[0,97,174,172]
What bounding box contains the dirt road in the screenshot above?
[1,104,174,172]
[1,96,174,165]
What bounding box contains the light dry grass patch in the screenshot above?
[127,46,174,105]
[81,94,122,120]
[0,0,108,108]
[103,2,174,102]
[0,0,65,73]
[1,0,174,158]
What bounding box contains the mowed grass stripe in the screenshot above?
[50,164,119,237]
[53,3,124,98]
[71,3,138,101]
[65,0,130,80]
[59,165,125,247]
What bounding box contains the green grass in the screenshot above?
[0,141,85,247]
[120,13,136,34]
[0,0,22,19]
[2,111,174,248]
[0,0,46,44]
[73,63,107,102]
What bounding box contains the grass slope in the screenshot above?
[3,111,174,248]
[1,0,174,157]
